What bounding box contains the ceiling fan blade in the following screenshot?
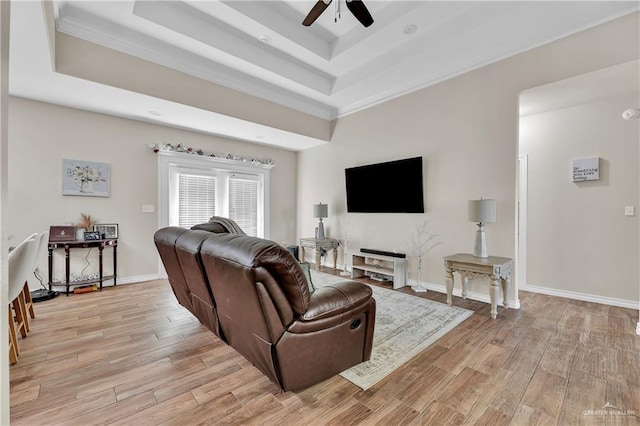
[302,0,332,26]
[346,0,374,27]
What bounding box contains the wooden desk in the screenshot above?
[444,253,513,319]
[300,238,339,271]
[48,239,118,296]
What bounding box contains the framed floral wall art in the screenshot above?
[62,159,110,197]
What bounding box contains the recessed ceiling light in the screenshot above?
[403,24,417,35]
[148,110,162,117]
[258,35,271,44]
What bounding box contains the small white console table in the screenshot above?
[444,253,513,319]
[351,251,407,289]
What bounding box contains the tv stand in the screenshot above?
[351,251,407,289]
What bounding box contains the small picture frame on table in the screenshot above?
[83,231,101,241]
[93,224,118,239]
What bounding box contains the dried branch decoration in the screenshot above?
[77,213,96,231]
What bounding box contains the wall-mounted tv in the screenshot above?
[345,156,424,213]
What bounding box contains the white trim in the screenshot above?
[96,274,161,287]
[522,283,639,310]
[408,279,521,310]
[57,5,337,120]
[156,150,271,277]
[516,155,528,292]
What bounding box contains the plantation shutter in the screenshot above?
[178,173,217,228]
[228,175,259,237]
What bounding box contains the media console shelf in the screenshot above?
[351,251,407,289]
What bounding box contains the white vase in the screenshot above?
[80,180,94,193]
[76,228,85,241]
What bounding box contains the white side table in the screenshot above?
[300,238,339,271]
[444,253,513,319]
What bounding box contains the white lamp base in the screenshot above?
[316,220,325,239]
[473,223,488,258]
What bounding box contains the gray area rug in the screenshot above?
[311,270,474,390]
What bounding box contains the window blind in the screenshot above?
[178,174,217,228]
[229,176,259,237]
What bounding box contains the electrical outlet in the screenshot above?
[142,204,155,213]
[624,206,635,216]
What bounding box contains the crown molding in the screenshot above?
[57,4,338,120]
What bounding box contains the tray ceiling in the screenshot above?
[9,1,640,150]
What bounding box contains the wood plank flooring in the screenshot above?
[9,269,640,425]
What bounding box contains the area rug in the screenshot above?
[311,270,473,390]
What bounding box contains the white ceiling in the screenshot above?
[9,1,640,150]
[519,59,640,117]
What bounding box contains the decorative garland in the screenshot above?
[148,143,275,166]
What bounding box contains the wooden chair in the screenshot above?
[8,309,18,364]
[8,234,39,361]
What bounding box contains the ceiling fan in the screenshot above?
[302,0,374,28]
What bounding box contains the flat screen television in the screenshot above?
[345,156,425,213]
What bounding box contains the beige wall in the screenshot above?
[297,12,640,304]
[9,97,298,288]
[520,93,639,302]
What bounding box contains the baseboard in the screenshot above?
[407,279,521,310]
[99,274,161,287]
[522,283,638,310]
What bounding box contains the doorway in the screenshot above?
[517,60,639,312]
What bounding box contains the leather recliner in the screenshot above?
[154,222,376,391]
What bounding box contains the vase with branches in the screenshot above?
[337,216,352,276]
[76,213,96,231]
[410,219,441,292]
[75,213,96,240]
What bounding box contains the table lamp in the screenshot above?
[313,202,328,239]
[468,198,496,258]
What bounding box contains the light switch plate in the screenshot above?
[625,206,635,216]
[142,204,155,213]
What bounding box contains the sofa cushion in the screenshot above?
[200,233,310,315]
[191,216,246,235]
[153,227,193,311]
[302,281,372,321]
[190,222,227,233]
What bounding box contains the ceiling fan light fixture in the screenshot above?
[258,35,271,44]
[303,0,373,27]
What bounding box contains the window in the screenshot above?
[177,173,217,228]
[228,174,260,236]
[158,151,270,239]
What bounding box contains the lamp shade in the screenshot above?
[468,199,496,224]
[313,203,328,219]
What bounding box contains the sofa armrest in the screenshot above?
[283,280,373,335]
[302,280,372,321]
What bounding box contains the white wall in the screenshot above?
[0,2,10,423]
[519,94,639,303]
[297,12,640,305]
[8,97,298,288]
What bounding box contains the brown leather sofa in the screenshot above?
[153,221,376,391]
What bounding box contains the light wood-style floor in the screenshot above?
[9,268,640,425]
